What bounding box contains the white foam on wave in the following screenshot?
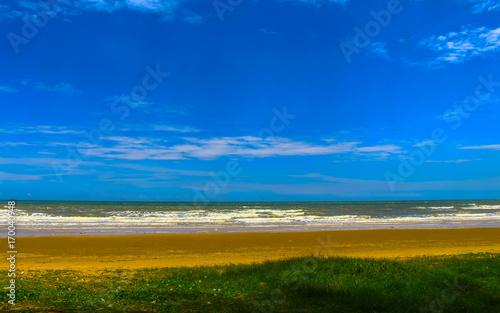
[107,209,305,219]
[415,205,500,210]
[7,208,500,229]
[0,208,52,217]
[461,205,500,210]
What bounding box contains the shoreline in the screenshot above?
[7,227,500,271]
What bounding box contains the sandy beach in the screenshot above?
[6,227,500,272]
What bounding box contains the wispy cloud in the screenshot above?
[2,0,187,23]
[0,125,81,135]
[106,95,152,108]
[424,159,473,163]
[111,163,214,176]
[235,173,500,196]
[118,124,200,133]
[459,144,500,150]
[433,96,498,120]
[0,85,18,93]
[413,140,435,147]
[0,158,104,167]
[36,82,80,95]
[0,172,42,181]
[0,157,213,180]
[289,173,382,184]
[281,0,349,5]
[74,0,180,14]
[153,125,200,133]
[0,4,24,20]
[104,136,163,147]
[182,9,203,24]
[142,103,194,116]
[367,42,389,59]
[467,0,500,13]
[355,144,401,153]
[258,28,282,36]
[74,135,403,160]
[420,26,500,66]
[0,142,35,147]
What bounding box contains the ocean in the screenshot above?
[3,199,500,236]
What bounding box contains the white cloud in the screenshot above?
[281,0,349,5]
[0,5,24,20]
[0,156,212,179]
[468,0,500,13]
[153,125,200,133]
[111,163,214,176]
[421,26,500,66]
[76,0,179,13]
[0,172,42,181]
[36,82,80,95]
[0,85,18,93]
[258,28,282,36]
[118,124,199,133]
[105,136,161,145]
[75,135,403,160]
[2,0,189,23]
[0,142,35,147]
[367,42,389,59]
[424,159,473,163]
[126,0,168,10]
[355,144,401,153]
[0,125,81,135]
[1,125,404,162]
[459,144,500,150]
[106,95,153,108]
[182,9,203,24]
[0,158,104,167]
[413,140,435,147]
[290,173,382,185]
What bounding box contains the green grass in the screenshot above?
[1,253,499,312]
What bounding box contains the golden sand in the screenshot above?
[6,227,500,272]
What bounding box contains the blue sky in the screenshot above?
[1,0,500,201]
